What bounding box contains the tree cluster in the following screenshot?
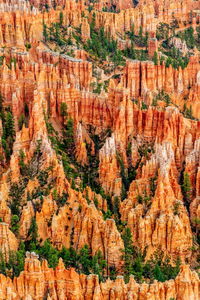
[122,228,181,283]
[0,94,15,161]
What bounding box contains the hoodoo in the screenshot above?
[0,0,199,299]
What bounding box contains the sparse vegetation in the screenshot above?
[156,23,171,40]
[0,242,25,278]
[116,152,137,200]
[0,98,16,161]
[162,46,189,69]
[173,201,181,216]
[84,18,125,67]
[10,215,20,235]
[181,172,192,210]
[1,3,199,294]
[183,103,194,120]
[122,227,181,283]
[153,90,171,106]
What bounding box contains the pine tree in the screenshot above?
[130,24,135,40]
[0,251,6,275]
[132,255,144,281]
[160,56,165,65]
[153,264,166,282]
[144,31,149,47]
[79,245,91,274]
[153,51,158,65]
[4,111,15,139]
[60,102,68,121]
[122,227,134,282]
[38,239,59,268]
[113,196,120,224]
[129,42,136,59]
[91,250,106,281]
[43,24,48,42]
[59,12,63,26]
[0,93,3,114]
[28,217,38,243]
[59,246,78,269]
[166,57,172,68]
[139,26,143,39]
[11,215,20,235]
[181,172,192,209]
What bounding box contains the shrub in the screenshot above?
[25,43,31,51]
[154,90,170,106]
[141,102,148,110]
[156,23,170,40]
[52,189,69,207]
[183,104,194,119]
[173,201,181,216]
[37,170,49,187]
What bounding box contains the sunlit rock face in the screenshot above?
[0,253,199,300]
[0,0,199,299]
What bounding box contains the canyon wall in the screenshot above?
[0,0,199,299]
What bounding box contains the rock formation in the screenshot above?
[0,253,199,299]
[0,0,198,299]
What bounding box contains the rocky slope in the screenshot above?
[0,0,199,299]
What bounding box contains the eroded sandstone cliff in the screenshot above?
[0,0,199,299]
